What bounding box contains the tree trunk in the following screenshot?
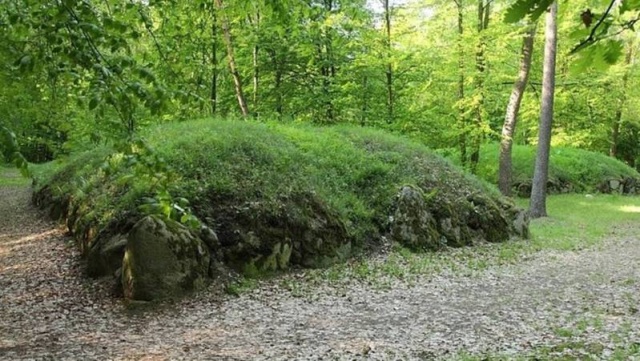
[498,25,537,196]
[252,12,260,111]
[610,44,634,158]
[455,0,467,166]
[470,0,490,174]
[214,0,249,117]
[383,0,394,124]
[361,75,369,126]
[529,1,557,219]
[210,7,218,115]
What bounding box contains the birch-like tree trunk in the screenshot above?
[214,0,249,117]
[530,1,558,218]
[383,0,394,124]
[454,0,467,166]
[469,0,490,174]
[610,44,634,158]
[498,25,537,196]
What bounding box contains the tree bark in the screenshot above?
[498,25,537,196]
[383,0,394,124]
[529,1,558,219]
[214,0,249,117]
[610,44,634,158]
[455,0,467,166]
[251,12,260,111]
[470,0,490,174]
[210,7,218,115]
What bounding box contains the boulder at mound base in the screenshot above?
[121,216,210,301]
[390,185,529,250]
[213,192,352,274]
[391,186,442,250]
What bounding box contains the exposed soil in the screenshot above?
[1,171,640,360]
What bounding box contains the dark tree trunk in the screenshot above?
[470,0,490,174]
[498,25,537,196]
[455,0,467,166]
[383,0,394,123]
[361,75,368,126]
[610,45,634,158]
[210,7,218,115]
[530,1,557,219]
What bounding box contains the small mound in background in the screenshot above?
[33,120,528,300]
[444,144,640,197]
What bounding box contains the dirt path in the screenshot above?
[1,173,640,360]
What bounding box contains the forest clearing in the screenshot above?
[2,0,640,359]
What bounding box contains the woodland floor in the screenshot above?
[1,169,640,360]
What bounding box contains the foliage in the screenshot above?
[1,126,30,176]
[447,143,640,194]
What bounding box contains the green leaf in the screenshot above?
[620,0,640,14]
[504,0,554,23]
[89,96,100,110]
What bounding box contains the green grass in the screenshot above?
[0,165,30,186]
[446,143,640,195]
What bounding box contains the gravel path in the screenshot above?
[1,172,640,360]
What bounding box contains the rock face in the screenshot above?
[390,186,442,250]
[121,216,210,301]
[390,185,528,250]
[211,192,352,274]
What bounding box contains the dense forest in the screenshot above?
[1,0,638,166]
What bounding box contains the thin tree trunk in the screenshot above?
[383,0,394,123]
[470,0,490,174]
[530,1,558,219]
[610,44,634,158]
[210,8,218,115]
[252,12,260,111]
[214,0,249,117]
[361,75,369,126]
[455,0,467,166]
[498,25,537,196]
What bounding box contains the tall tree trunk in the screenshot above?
[361,75,369,126]
[253,44,259,110]
[383,0,394,123]
[455,0,467,166]
[530,1,558,219]
[610,44,634,158]
[251,12,260,112]
[210,7,218,115]
[214,0,249,117]
[498,25,537,196]
[470,0,490,174]
[321,0,335,122]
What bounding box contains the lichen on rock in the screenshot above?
[121,215,210,301]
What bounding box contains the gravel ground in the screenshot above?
[1,172,640,360]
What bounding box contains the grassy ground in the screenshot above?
[0,166,30,186]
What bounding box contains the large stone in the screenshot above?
[216,192,352,273]
[87,234,127,277]
[390,185,441,250]
[121,216,210,301]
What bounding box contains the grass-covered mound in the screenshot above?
[34,120,528,300]
[447,144,640,197]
